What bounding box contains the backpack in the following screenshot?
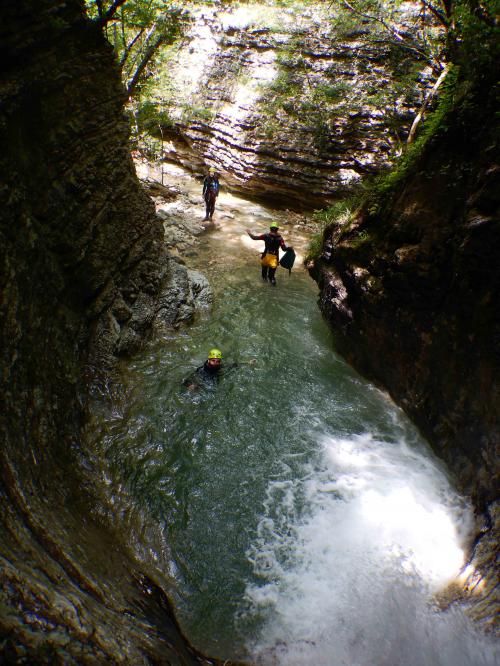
[279,248,296,275]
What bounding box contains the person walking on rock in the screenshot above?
[247,222,293,286]
[202,167,220,221]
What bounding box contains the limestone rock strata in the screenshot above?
[310,72,499,627]
[0,1,221,662]
[160,4,430,207]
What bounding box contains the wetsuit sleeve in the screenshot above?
[248,233,266,240]
[202,178,207,196]
[183,374,197,388]
[183,366,204,388]
[280,236,288,251]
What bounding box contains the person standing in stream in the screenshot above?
[246,222,293,286]
[202,167,220,221]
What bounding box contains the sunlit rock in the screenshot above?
[155,3,430,207]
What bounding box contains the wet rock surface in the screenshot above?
[0,1,232,663]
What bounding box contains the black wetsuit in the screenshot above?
[202,175,220,219]
[183,361,237,389]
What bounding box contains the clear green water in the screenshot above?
[97,187,498,665]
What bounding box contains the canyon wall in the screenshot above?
[0,1,222,662]
[154,3,432,207]
[0,0,497,659]
[310,66,499,626]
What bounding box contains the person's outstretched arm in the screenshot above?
[247,230,265,241]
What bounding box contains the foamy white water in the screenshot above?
[244,432,497,666]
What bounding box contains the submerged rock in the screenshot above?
[188,269,213,309]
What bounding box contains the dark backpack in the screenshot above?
[279,248,296,274]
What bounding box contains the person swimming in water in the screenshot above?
[183,348,256,391]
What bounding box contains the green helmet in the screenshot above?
[270,222,279,229]
[209,167,215,174]
[208,348,222,359]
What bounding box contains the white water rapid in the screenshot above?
[244,425,496,666]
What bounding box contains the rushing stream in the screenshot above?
[96,169,497,665]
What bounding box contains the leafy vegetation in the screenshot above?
[86,0,450,155]
[254,0,447,152]
[305,65,462,262]
[85,1,190,95]
[305,196,364,262]
[307,0,499,262]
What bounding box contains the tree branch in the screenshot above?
[127,32,164,96]
[441,0,453,19]
[124,20,158,82]
[420,0,450,27]
[95,0,128,27]
[119,28,145,68]
[407,64,449,143]
[342,0,444,71]
[342,0,406,42]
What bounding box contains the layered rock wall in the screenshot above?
[0,1,219,662]
[157,3,432,207]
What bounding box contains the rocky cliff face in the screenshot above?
[310,69,499,626]
[0,1,220,662]
[156,3,433,207]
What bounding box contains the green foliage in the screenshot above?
[363,63,462,211]
[449,0,500,73]
[331,0,447,71]
[317,196,365,227]
[181,104,216,123]
[313,81,352,104]
[255,0,445,152]
[135,101,174,136]
[87,0,498,175]
[308,60,465,244]
[305,232,327,263]
[85,0,187,96]
[305,197,362,262]
[308,0,499,264]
